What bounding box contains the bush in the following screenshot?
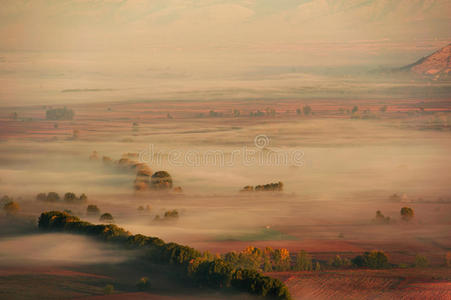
[414,254,429,268]
[352,251,390,269]
[136,277,151,291]
[400,207,414,222]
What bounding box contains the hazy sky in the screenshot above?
[0,0,450,106]
[1,0,449,53]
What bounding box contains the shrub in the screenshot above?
[136,277,151,291]
[400,207,414,222]
[87,205,100,216]
[99,213,114,223]
[414,254,429,268]
[352,251,390,269]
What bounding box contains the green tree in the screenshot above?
[352,106,359,114]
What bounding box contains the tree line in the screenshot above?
[38,211,292,300]
[36,192,87,204]
[241,182,284,192]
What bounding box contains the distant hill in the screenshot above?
[399,43,451,80]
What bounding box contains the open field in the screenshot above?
[1,96,451,299]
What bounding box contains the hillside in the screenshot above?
[400,43,451,80]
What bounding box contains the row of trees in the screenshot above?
[241,182,284,192]
[46,107,74,120]
[36,192,87,204]
[154,209,179,222]
[91,151,178,192]
[38,211,291,299]
[373,207,415,224]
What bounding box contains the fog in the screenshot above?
[0,233,131,266]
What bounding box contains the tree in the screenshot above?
[374,210,390,224]
[36,193,47,202]
[303,105,312,116]
[100,213,114,223]
[1,195,13,206]
[296,108,301,115]
[294,250,313,271]
[233,109,240,117]
[414,254,429,268]
[47,192,60,202]
[352,251,390,269]
[151,171,173,190]
[64,192,77,203]
[79,193,88,202]
[3,201,19,215]
[87,205,100,216]
[328,255,351,268]
[380,105,388,113]
[400,207,414,222]
[352,106,359,114]
[314,261,321,271]
[46,107,74,120]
